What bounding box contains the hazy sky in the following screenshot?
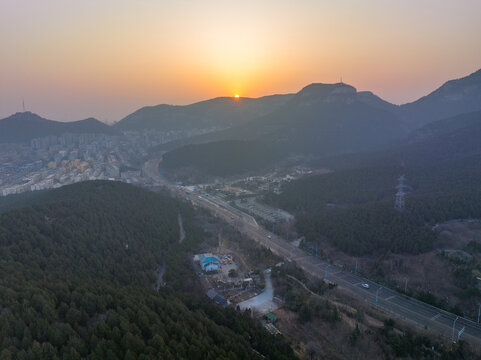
[1,0,481,122]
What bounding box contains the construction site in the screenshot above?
[193,246,281,313]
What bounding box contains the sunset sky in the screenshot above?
[1,0,481,122]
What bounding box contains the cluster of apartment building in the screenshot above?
[0,132,153,196]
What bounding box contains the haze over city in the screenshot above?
[2,0,481,121]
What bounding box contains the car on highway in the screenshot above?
[361,283,370,289]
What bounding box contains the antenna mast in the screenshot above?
[22,99,25,112]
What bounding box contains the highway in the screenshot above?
[144,158,481,347]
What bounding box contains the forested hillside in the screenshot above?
[400,68,481,127]
[115,95,293,132]
[262,109,481,255]
[159,83,406,176]
[267,156,481,255]
[0,112,117,143]
[162,140,287,177]
[312,110,481,172]
[0,181,295,359]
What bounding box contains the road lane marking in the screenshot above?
[385,295,396,301]
[172,185,481,345]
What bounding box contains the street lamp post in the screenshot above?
[478,304,480,324]
[452,316,459,343]
[376,287,383,308]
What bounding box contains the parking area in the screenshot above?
[238,270,278,314]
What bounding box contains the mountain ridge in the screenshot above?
[4,68,481,146]
[114,93,295,132]
[0,111,118,143]
[400,68,481,127]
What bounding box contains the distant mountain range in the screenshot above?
[0,112,118,143]
[125,68,481,138]
[400,68,481,127]
[156,83,406,153]
[160,82,407,175]
[160,82,407,176]
[114,94,294,132]
[231,83,405,154]
[2,68,481,151]
[159,68,481,176]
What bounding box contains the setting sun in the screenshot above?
[234,94,240,98]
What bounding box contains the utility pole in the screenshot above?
[478,304,480,324]
[404,277,408,293]
[452,316,459,343]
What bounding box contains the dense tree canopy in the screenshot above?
[162,140,286,176]
[0,181,295,359]
[267,156,481,255]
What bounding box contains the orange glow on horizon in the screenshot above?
[1,1,481,121]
